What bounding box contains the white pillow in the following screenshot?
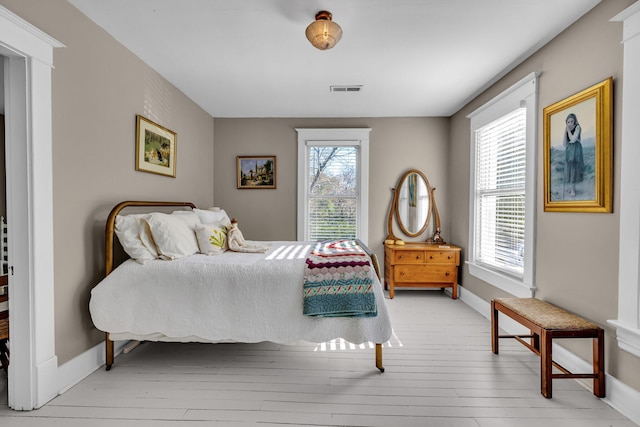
[114,214,156,264]
[169,210,201,227]
[195,223,228,255]
[193,208,231,227]
[143,212,200,260]
[138,220,159,258]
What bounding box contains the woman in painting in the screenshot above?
[563,113,584,197]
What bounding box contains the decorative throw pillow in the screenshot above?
[114,214,156,264]
[143,212,200,260]
[195,223,228,255]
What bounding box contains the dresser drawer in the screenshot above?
[394,265,457,283]
[393,250,424,264]
[425,250,457,264]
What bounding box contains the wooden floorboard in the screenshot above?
[0,290,636,426]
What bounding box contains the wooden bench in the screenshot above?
[491,298,604,398]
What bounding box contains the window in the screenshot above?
[467,73,539,297]
[475,109,526,275]
[296,128,370,244]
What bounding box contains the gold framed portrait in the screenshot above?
[543,77,612,213]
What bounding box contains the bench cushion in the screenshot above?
[494,298,600,331]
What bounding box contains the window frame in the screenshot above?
[296,128,370,244]
[467,72,539,297]
[609,4,640,358]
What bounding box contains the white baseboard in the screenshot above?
[458,286,640,426]
[56,339,128,395]
[35,355,58,408]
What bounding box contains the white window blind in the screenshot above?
[475,108,526,277]
[307,145,358,241]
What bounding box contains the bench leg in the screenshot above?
[540,330,553,398]
[491,300,499,354]
[532,332,540,352]
[593,329,605,397]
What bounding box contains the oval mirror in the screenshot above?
[394,169,432,237]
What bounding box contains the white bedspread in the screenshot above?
[89,242,392,345]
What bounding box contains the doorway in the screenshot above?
[0,6,62,410]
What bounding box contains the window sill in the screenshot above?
[607,320,640,358]
[467,261,533,298]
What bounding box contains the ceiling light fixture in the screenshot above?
[305,11,342,50]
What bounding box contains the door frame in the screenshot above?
[1,6,63,410]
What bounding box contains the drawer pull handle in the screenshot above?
[429,255,433,259]
[400,271,405,276]
[445,271,450,276]
[416,255,420,259]
[398,256,403,259]
[447,255,451,259]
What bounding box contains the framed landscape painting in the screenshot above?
[543,77,612,213]
[135,115,177,178]
[237,156,276,189]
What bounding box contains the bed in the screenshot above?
[89,201,393,372]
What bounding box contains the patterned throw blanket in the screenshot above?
[303,239,377,318]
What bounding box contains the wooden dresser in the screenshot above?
[384,242,461,299]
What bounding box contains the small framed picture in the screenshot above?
[237,156,276,189]
[543,77,612,212]
[135,115,177,178]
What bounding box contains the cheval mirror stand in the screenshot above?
[384,169,461,299]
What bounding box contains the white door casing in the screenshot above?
[0,6,63,410]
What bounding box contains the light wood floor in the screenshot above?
[0,291,636,426]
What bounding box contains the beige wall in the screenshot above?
[449,0,640,393]
[214,118,450,263]
[0,0,215,364]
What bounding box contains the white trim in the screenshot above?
[466,262,533,298]
[57,340,129,395]
[467,72,539,298]
[608,320,640,357]
[0,7,62,67]
[0,5,64,410]
[295,128,371,245]
[613,2,640,43]
[458,286,640,426]
[609,3,640,358]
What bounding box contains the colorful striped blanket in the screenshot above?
[303,239,377,318]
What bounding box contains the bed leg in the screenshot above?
[105,333,113,371]
[376,343,384,373]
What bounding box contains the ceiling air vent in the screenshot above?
[330,85,363,93]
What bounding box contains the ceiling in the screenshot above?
[67,0,601,118]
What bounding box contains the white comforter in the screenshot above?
[89,242,392,345]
